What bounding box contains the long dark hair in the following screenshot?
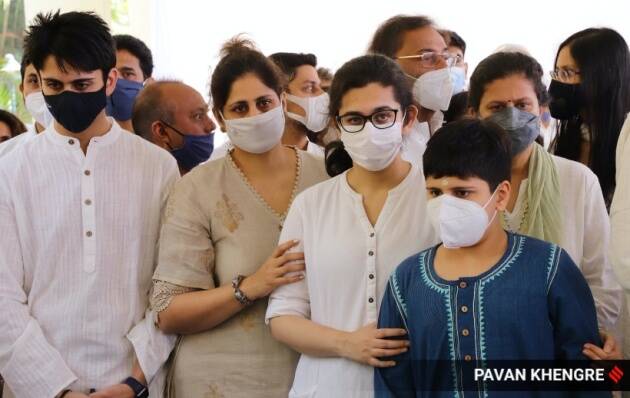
[325,54,413,176]
[551,28,630,204]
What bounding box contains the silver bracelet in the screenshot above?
[232,275,253,306]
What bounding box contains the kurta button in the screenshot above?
[462,329,470,337]
[368,297,374,303]
[368,250,374,256]
[68,139,75,145]
[459,281,467,288]
[86,231,93,237]
[369,274,374,279]
[84,170,91,176]
[461,305,468,313]
[84,199,92,205]
[369,232,375,238]
[464,355,473,361]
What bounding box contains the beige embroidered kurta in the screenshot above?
[151,148,328,398]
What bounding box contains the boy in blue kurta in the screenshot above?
[375,119,606,397]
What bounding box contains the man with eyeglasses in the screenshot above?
[369,15,456,162]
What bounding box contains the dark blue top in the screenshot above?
[375,233,607,398]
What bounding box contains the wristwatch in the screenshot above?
[122,376,149,398]
[232,274,253,306]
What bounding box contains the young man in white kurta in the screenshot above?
[266,164,437,397]
[0,120,179,397]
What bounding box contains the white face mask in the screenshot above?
[449,66,467,95]
[25,91,54,128]
[340,121,402,172]
[411,68,454,111]
[426,189,498,249]
[286,92,330,132]
[223,105,285,154]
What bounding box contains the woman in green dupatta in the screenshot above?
[467,51,622,361]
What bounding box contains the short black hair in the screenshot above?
[317,67,333,82]
[20,55,31,82]
[440,29,466,55]
[23,11,115,79]
[114,34,154,79]
[468,51,549,111]
[423,118,511,191]
[368,15,434,58]
[269,52,317,84]
[443,91,470,123]
[0,109,27,137]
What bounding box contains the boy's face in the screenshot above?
[425,175,510,216]
[39,56,118,97]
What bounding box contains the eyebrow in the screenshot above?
[341,106,397,116]
[43,77,94,84]
[118,66,136,73]
[487,97,532,104]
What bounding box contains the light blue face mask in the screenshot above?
[449,66,467,95]
[106,78,144,121]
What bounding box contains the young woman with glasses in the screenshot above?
[549,28,630,208]
[265,54,437,398]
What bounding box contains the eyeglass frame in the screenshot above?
[395,51,457,68]
[550,68,581,82]
[335,108,403,134]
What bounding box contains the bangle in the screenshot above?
[232,275,253,306]
[58,390,72,398]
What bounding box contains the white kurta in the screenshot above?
[503,154,622,331]
[0,120,179,398]
[266,164,437,398]
[611,114,630,299]
[0,126,37,158]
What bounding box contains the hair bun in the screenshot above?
[219,35,259,58]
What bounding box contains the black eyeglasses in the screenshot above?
[336,109,400,133]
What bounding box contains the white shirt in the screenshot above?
[0,120,180,398]
[504,154,621,331]
[266,164,437,398]
[0,126,37,158]
[611,114,630,300]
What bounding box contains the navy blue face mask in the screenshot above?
[161,120,214,171]
[106,78,144,121]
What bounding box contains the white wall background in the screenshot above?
[149,0,630,99]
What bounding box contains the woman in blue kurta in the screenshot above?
[375,119,605,397]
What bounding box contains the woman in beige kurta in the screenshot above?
[152,147,327,397]
[150,39,329,397]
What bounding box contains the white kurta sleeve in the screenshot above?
[126,156,180,384]
[580,171,622,331]
[265,193,311,323]
[611,114,630,297]
[0,177,77,398]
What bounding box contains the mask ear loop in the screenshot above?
[482,185,502,224]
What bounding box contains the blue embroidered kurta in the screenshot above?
[375,233,608,398]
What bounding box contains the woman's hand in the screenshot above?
[240,240,305,300]
[583,330,622,360]
[339,322,409,367]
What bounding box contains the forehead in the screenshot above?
[339,83,397,114]
[292,65,320,83]
[480,74,538,103]
[448,46,464,57]
[24,64,38,76]
[556,45,578,69]
[116,49,141,68]
[165,84,206,111]
[396,26,447,56]
[226,73,277,103]
[39,56,103,82]
[0,121,10,135]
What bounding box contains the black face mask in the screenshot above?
[44,86,107,133]
[548,80,583,120]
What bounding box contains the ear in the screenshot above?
[150,120,169,148]
[144,77,155,86]
[401,104,419,136]
[19,82,24,96]
[212,108,227,132]
[494,180,512,212]
[105,67,119,97]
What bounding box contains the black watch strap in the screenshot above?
[122,377,148,398]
